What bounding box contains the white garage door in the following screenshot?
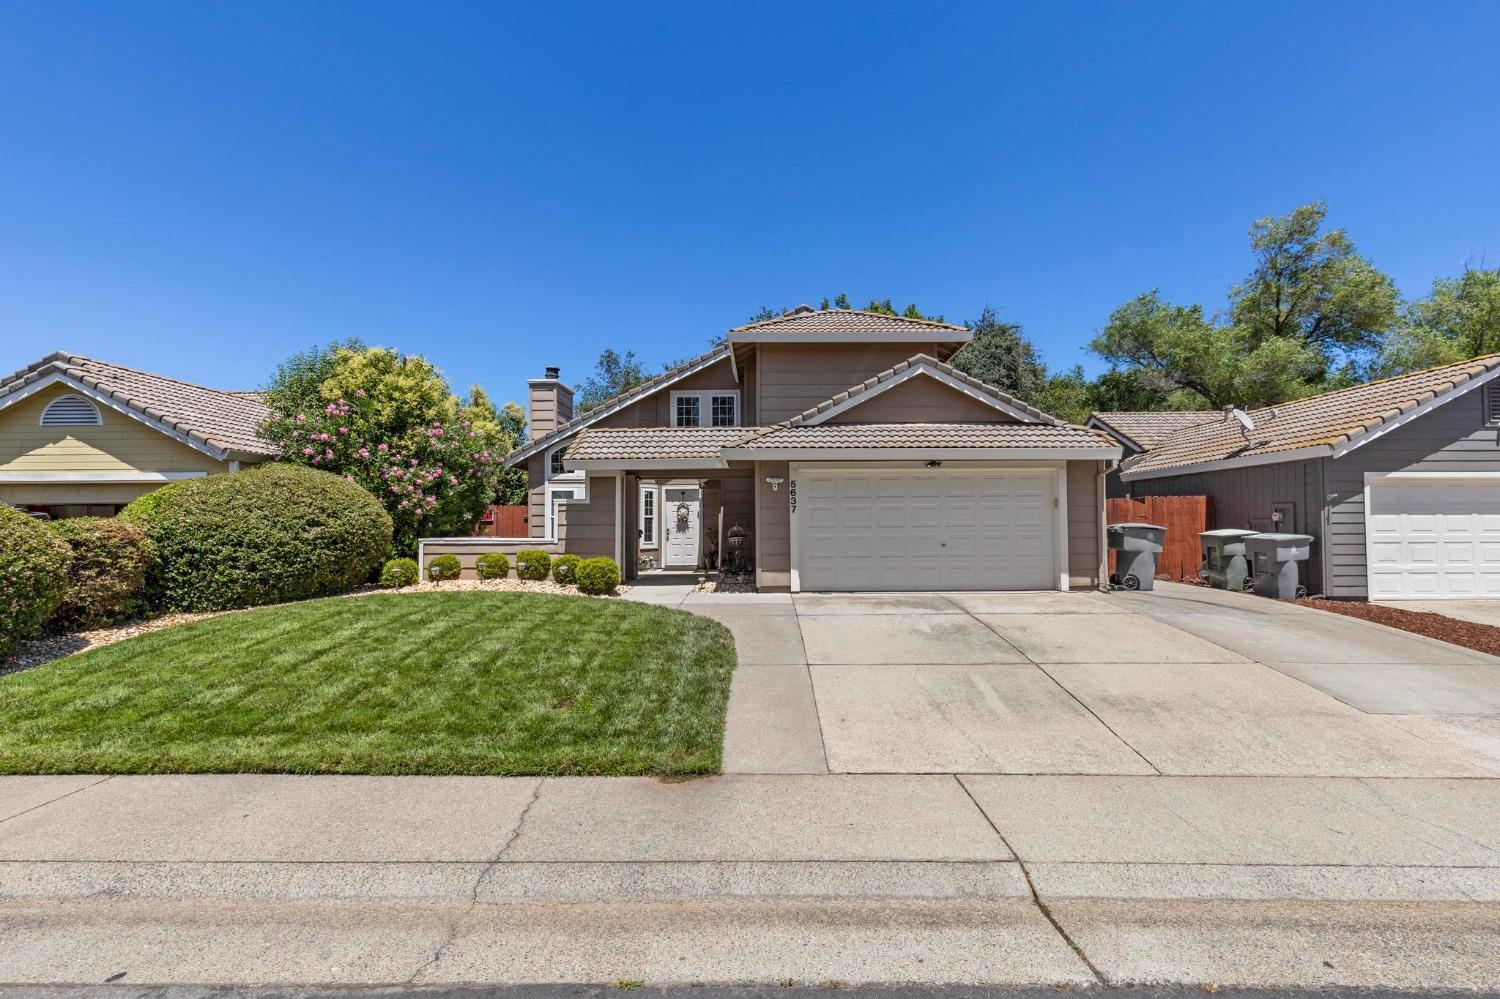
[795,468,1057,592]
[1367,477,1500,599]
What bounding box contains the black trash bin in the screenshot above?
[1107,523,1166,591]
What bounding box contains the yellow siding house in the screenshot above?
[0,353,275,518]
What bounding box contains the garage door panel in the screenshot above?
[797,468,1057,592]
[1368,478,1500,599]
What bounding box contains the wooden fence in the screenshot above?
[474,504,528,537]
[1106,495,1213,582]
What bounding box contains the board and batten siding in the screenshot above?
[1127,458,1326,593]
[1323,385,1500,598]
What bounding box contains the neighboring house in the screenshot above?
[423,307,1122,592]
[1086,410,1218,497]
[0,352,274,518]
[1104,355,1500,600]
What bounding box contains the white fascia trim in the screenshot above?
[0,372,233,462]
[505,349,733,466]
[0,470,211,483]
[800,364,1044,426]
[1120,444,1333,481]
[1331,365,1500,460]
[727,332,970,344]
[721,446,1122,462]
[1366,471,1500,481]
[569,458,728,470]
[418,535,559,544]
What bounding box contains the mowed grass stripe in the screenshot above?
[0,592,737,776]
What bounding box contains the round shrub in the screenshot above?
[515,548,551,581]
[575,556,621,596]
[119,464,393,612]
[475,552,509,581]
[427,554,462,582]
[551,553,582,586]
[380,557,419,588]
[0,505,70,657]
[48,517,153,630]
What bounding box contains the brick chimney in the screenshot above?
[527,366,574,438]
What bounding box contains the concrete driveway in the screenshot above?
[669,582,1500,778]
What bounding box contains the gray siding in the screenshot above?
[1066,461,1103,588]
[1323,386,1500,598]
[1127,459,1325,593]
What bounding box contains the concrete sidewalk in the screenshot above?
[3,772,1499,988]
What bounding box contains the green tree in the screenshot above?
[578,348,650,411]
[1030,366,1094,424]
[261,337,365,417]
[263,346,511,553]
[1089,202,1397,409]
[1376,267,1500,375]
[949,306,1046,399]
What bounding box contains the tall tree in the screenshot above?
[577,348,650,411]
[1090,202,1397,409]
[949,306,1047,400]
[261,337,365,417]
[1376,266,1500,376]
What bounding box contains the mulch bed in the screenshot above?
[1294,597,1500,658]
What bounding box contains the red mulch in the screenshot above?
[1294,597,1500,658]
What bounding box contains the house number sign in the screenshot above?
[788,480,797,514]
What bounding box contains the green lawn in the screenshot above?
[0,592,737,776]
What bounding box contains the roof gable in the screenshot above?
[0,352,274,459]
[1121,354,1500,480]
[505,344,733,466]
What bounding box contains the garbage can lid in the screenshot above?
[1200,528,1261,538]
[1108,522,1165,531]
[1247,532,1313,542]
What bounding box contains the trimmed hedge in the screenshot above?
[576,556,621,596]
[551,553,582,585]
[515,549,551,581]
[475,553,509,580]
[48,518,153,631]
[119,464,393,612]
[0,506,70,657]
[380,558,419,588]
[427,554,462,581]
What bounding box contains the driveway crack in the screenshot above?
[954,775,1108,986]
[404,777,545,984]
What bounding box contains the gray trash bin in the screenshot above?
[1107,523,1166,591]
[1199,529,1262,591]
[1244,532,1313,599]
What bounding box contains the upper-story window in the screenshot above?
[547,444,580,479]
[671,390,738,428]
[40,394,102,427]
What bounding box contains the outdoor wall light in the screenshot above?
[926,460,943,468]
[765,476,784,492]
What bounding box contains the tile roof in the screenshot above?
[1089,410,1219,450]
[0,352,275,457]
[764,352,1062,430]
[727,307,968,337]
[564,426,760,463]
[505,344,732,465]
[1122,354,1500,478]
[725,422,1116,451]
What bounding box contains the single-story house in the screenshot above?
[1091,354,1500,600]
[422,307,1123,592]
[1085,410,1218,498]
[0,352,273,518]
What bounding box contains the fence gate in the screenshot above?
[1106,495,1213,582]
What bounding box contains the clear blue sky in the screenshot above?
[2,2,1496,412]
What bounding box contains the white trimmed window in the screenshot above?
[1486,384,1500,426]
[40,394,102,427]
[639,483,658,548]
[670,390,739,428]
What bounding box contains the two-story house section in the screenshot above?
[424,306,1122,592]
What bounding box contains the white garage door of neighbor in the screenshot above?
[1367,477,1500,599]
[796,468,1057,592]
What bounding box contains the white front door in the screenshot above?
[663,487,700,568]
[1367,476,1500,598]
[796,467,1058,591]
